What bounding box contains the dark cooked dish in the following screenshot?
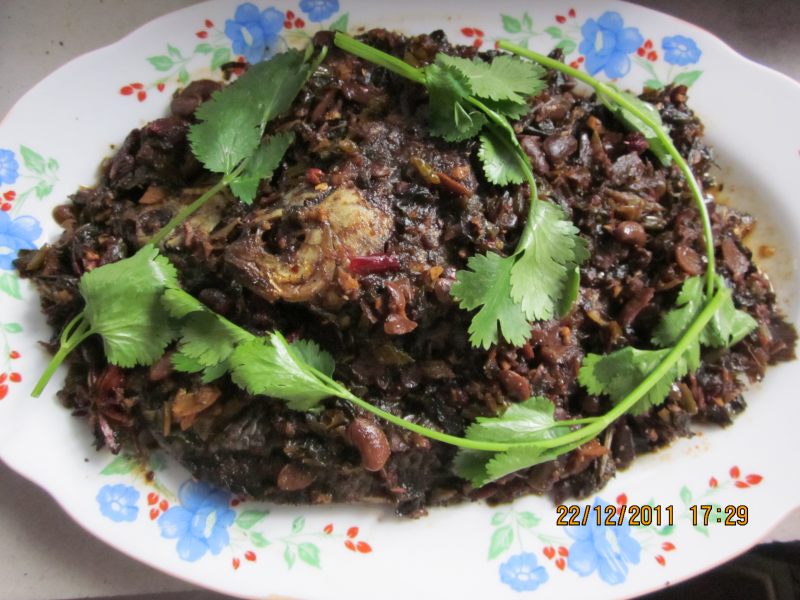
[17,30,796,517]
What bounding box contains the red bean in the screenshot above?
[52,204,76,226]
[543,134,578,164]
[498,370,532,401]
[721,238,749,280]
[433,276,454,304]
[148,354,174,382]
[675,244,704,275]
[347,418,391,472]
[613,221,647,246]
[276,464,316,491]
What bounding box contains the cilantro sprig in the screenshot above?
[150,47,325,246]
[440,41,756,485]
[579,275,757,417]
[499,41,716,297]
[455,281,747,487]
[32,47,325,396]
[31,245,179,396]
[334,33,587,348]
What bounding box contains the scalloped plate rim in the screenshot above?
[1,1,798,598]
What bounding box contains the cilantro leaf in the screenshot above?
[510,201,588,321]
[653,275,757,348]
[229,333,336,411]
[423,62,486,142]
[244,50,309,125]
[558,265,582,317]
[228,132,295,204]
[79,245,178,367]
[163,287,251,377]
[485,445,563,483]
[199,361,230,384]
[162,287,207,318]
[189,85,263,175]
[598,87,671,166]
[189,50,308,178]
[465,397,564,442]
[164,286,336,406]
[171,351,204,373]
[450,252,531,349]
[176,312,250,367]
[478,127,526,186]
[480,98,531,120]
[454,397,568,486]
[436,53,546,103]
[453,447,553,488]
[291,339,335,377]
[703,285,758,347]
[171,350,230,383]
[578,345,697,415]
[452,450,497,487]
[652,276,705,347]
[450,203,587,348]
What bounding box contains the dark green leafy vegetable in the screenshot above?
[31,245,179,396]
[31,40,765,489]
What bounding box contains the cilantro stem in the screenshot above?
[498,41,716,297]
[148,176,231,247]
[309,44,329,72]
[309,362,597,450]
[316,374,520,452]
[551,417,597,427]
[31,315,92,398]
[59,311,86,345]
[333,33,426,84]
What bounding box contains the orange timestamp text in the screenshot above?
[556,503,749,527]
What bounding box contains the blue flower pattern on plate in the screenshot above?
[0,149,19,186]
[299,0,339,22]
[96,484,140,522]
[499,552,549,592]
[662,35,702,66]
[224,3,285,64]
[158,480,236,562]
[0,212,42,270]
[579,11,643,78]
[566,498,641,584]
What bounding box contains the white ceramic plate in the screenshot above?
[1,1,798,598]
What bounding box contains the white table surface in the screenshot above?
[1,1,799,599]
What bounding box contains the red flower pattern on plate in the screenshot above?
[542,545,569,571]
[1,190,15,212]
[555,8,577,24]
[343,526,373,553]
[637,39,658,61]
[0,348,23,401]
[460,27,485,49]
